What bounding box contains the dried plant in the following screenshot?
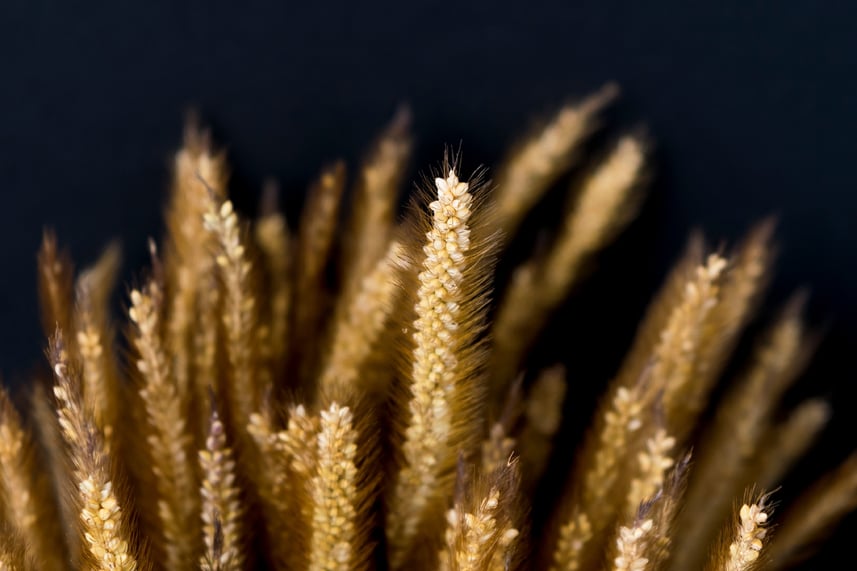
[0,87,853,571]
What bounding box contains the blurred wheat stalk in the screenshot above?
[0,86,852,571]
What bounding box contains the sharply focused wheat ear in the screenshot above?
[387,163,496,569]
[128,279,198,568]
[493,83,618,237]
[307,402,379,571]
[48,331,141,571]
[492,134,645,392]
[705,492,771,571]
[670,294,809,571]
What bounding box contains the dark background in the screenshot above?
[1,1,854,568]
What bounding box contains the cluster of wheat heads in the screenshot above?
[0,86,854,571]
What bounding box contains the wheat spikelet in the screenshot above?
[494,84,618,236]
[128,281,198,568]
[492,135,645,387]
[625,428,675,519]
[37,230,75,346]
[387,166,493,568]
[200,405,243,571]
[254,184,292,380]
[441,459,520,571]
[550,511,592,571]
[707,499,770,571]
[74,243,122,449]
[766,453,857,568]
[293,162,346,381]
[670,296,807,571]
[317,240,408,404]
[164,121,228,407]
[517,365,566,490]
[342,107,412,298]
[0,388,65,570]
[308,403,363,571]
[612,518,653,571]
[752,399,830,491]
[203,198,261,434]
[49,332,139,571]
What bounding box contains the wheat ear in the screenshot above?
[441,459,520,571]
[670,296,807,571]
[706,496,770,571]
[317,240,408,404]
[751,399,830,491]
[765,453,857,568]
[200,404,243,571]
[517,365,567,491]
[75,243,122,448]
[342,106,412,298]
[49,332,139,571]
[164,121,228,409]
[492,135,644,390]
[494,84,618,236]
[292,162,346,383]
[254,184,292,379]
[387,166,493,568]
[129,281,198,568]
[307,403,373,571]
[0,387,66,570]
[203,198,261,433]
[37,230,75,346]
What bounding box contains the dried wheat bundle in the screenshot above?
[0,87,852,571]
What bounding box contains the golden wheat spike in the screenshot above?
[291,162,346,381]
[342,107,412,298]
[0,387,66,571]
[492,135,645,391]
[765,453,857,568]
[669,222,776,435]
[751,399,830,491]
[494,84,618,237]
[706,494,771,571]
[74,243,122,449]
[248,404,319,570]
[670,296,807,571]
[517,365,567,491]
[203,198,261,433]
[49,332,140,571]
[549,254,725,569]
[128,281,198,568]
[254,184,292,380]
[307,403,361,571]
[441,459,520,571]
[317,239,408,405]
[37,230,76,346]
[387,165,494,569]
[199,404,243,571]
[165,121,228,408]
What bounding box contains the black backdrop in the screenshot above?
[1,1,855,568]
